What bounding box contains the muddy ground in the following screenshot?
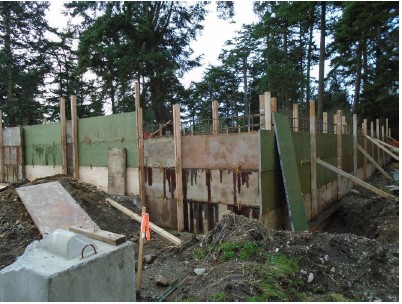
[0,163,399,301]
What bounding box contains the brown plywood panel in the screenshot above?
[182,133,259,169]
[3,127,22,146]
[144,137,175,168]
[146,196,177,230]
[16,181,99,236]
[108,148,127,195]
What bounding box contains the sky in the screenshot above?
[45,1,257,88]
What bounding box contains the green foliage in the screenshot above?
[211,291,226,302]
[191,247,207,260]
[327,292,353,302]
[218,241,259,262]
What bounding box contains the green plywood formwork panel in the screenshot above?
[259,130,282,215]
[24,123,62,166]
[78,112,138,167]
[272,113,309,232]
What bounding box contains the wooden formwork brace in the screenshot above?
[357,144,393,181]
[365,135,399,161]
[316,158,395,200]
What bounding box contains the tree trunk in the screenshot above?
[4,5,16,127]
[352,39,363,113]
[317,1,326,119]
[242,52,248,119]
[306,6,314,113]
[283,23,288,109]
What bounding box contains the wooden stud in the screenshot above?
[70,95,79,180]
[385,118,389,140]
[264,91,271,131]
[0,110,3,183]
[292,104,299,132]
[363,119,368,179]
[341,116,346,134]
[158,124,163,137]
[212,100,219,135]
[376,119,380,165]
[323,112,328,134]
[310,101,317,218]
[271,97,277,112]
[333,114,337,134]
[173,104,184,232]
[135,82,145,206]
[259,95,265,129]
[317,159,395,200]
[381,124,385,161]
[136,206,146,293]
[60,97,67,174]
[373,137,398,151]
[357,144,392,181]
[353,114,357,177]
[370,121,374,160]
[69,225,126,245]
[336,110,342,198]
[365,135,399,161]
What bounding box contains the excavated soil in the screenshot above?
[0,163,399,302]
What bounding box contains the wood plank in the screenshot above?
[292,103,299,132]
[357,144,392,181]
[16,181,99,236]
[106,198,182,246]
[376,119,380,164]
[212,100,219,135]
[353,114,357,177]
[264,91,271,131]
[336,110,342,198]
[108,148,127,195]
[60,97,67,174]
[173,104,184,231]
[309,101,317,219]
[71,95,79,179]
[365,135,399,161]
[370,136,399,152]
[136,206,146,293]
[69,225,126,245]
[363,119,368,179]
[135,81,145,206]
[272,112,309,232]
[323,112,328,134]
[259,95,264,129]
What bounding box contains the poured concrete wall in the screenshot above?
[3,127,24,182]
[0,229,136,302]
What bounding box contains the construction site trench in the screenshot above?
[0,162,399,302]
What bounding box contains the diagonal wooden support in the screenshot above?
[357,144,392,181]
[370,137,399,153]
[365,135,399,161]
[317,158,395,200]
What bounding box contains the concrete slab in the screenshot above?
[16,181,99,236]
[0,229,136,301]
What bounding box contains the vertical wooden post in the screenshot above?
[323,112,328,134]
[353,114,357,177]
[370,121,374,160]
[333,114,337,134]
[259,95,265,129]
[376,119,380,165]
[271,97,277,112]
[363,119,368,179]
[173,104,184,232]
[385,118,389,140]
[212,100,219,135]
[158,124,163,137]
[0,110,3,182]
[341,116,346,134]
[310,101,317,218]
[70,95,79,180]
[136,206,146,294]
[264,91,271,131]
[135,81,145,206]
[292,104,299,132]
[336,110,342,198]
[60,97,67,174]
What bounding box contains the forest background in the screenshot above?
[0,1,398,135]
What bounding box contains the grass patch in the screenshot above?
[191,247,207,260]
[211,291,226,302]
[218,241,259,261]
[327,292,353,302]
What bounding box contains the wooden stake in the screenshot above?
[353,114,357,177]
[259,95,265,129]
[323,112,328,134]
[363,119,368,179]
[370,121,375,161]
[136,206,146,294]
[317,158,395,200]
[264,92,271,131]
[106,198,181,245]
[341,116,346,134]
[333,114,337,134]
[0,111,3,183]
[357,144,392,181]
[385,118,389,140]
[173,104,184,232]
[135,82,145,206]
[271,97,277,112]
[292,104,299,132]
[365,135,399,161]
[376,119,380,164]
[310,101,317,218]
[336,110,342,198]
[212,100,219,135]
[71,95,79,180]
[60,97,67,174]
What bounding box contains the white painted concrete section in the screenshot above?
[25,165,63,181]
[0,229,136,302]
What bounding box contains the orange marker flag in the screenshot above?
[141,212,151,241]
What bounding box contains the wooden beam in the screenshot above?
[271,97,277,112]
[310,101,317,218]
[264,91,271,130]
[0,110,3,183]
[376,119,380,164]
[336,110,342,198]
[357,144,392,181]
[212,100,219,135]
[371,136,399,152]
[333,114,337,134]
[385,118,389,140]
[363,119,368,179]
[370,121,375,162]
[323,112,328,134]
[69,225,126,245]
[60,97,67,174]
[259,95,265,129]
[135,82,145,206]
[173,104,184,232]
[136,206,146,293]
[292,103,299,132]
[341,115,346,134]
[353,114,357,177]
[70,95,79,180]
[365,135,399,161]
[317,158,395,200]
[106,198,182,246]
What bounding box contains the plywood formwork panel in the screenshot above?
[182,133,259,170]
[108,148,127,195]
[144,137,175,168]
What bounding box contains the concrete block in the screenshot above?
[0,229,136,302]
